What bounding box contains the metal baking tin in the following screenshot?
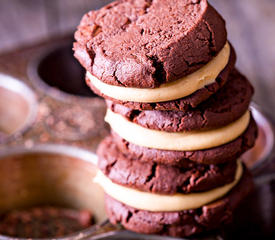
[0,145,106,240]
[0,37,274,239]
[242,104,274,174]
[0,74,38,143]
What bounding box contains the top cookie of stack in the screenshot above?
[74,0,235,111]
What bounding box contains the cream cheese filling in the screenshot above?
[94,160,243,212]
[105,109,250,151]
[86,42,230,103]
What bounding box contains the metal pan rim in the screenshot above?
[27,42,97,103]
[0,144,104,240]
[0,73,38,143]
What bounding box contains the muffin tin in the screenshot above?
[242,104,274,174]
[0,37,110,239]
[0,74,37,143]
[0,36,274,239]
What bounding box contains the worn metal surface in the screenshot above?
[0,36,108,152]
[0,0,274,239]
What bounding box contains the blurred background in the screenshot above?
[0,1,274,239]
[0,0,274,111]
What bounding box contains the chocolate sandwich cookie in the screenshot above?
[74,0,227,88]
[97,136,237,194]
[112,116,258,166]
[86,45,235,111]
[104,166,253,238]
[106,69,253,131]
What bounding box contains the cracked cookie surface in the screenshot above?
[112,116,258,166]
[86,45,235,110]
[97,136,237,194]
[74,0,227,88]
[104,166,253,238]
[106,69,253,131]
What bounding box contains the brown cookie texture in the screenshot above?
[97,136,237,194]
[86,44,236,111]
[112,116,258,166]
[104,166,253,238]
[106,69,253,132]
[74,0,227,88]
[0,207,93,238]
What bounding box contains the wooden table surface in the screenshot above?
[0,0,274,118]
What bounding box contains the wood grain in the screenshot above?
[210,0,275,114]
[0,0,274,116]
[0,0,112,51]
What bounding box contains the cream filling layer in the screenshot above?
[94,160,243,212]
[105,110,250,151]
[86,42,230,103]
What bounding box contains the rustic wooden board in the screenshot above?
[0,0,112,51]
[0,0,274,116]
[210,0,275,115]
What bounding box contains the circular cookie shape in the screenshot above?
[97,136,237,194]
[86,45,236,111]
[74,0,227,88]
[112,116,258,166]
[86,42,230,103]
[104,167,253,238]
[96,160,243,212]
[106,109,250,151]
[106,69,253,132]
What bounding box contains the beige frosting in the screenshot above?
[105,110,250,151]
[86,42,230,103]
[94,160,243,212]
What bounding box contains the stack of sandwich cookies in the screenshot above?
[95,71,257,236]
[74,0,258,237]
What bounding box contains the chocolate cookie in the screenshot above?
[86,45,236,111]
[74,0,227,88]
[106,69,253,131]
[105,166,253,238]
[97,136,237,194]
[112,116,258,166]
